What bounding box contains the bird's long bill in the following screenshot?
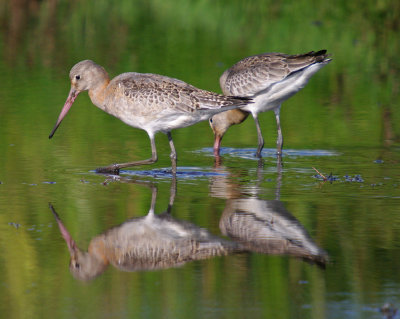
[213,135,222,157]
[49,204,77,255]
[49,88,79,139]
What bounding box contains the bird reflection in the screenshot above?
[50,180,240,281]
[211,160,328,267]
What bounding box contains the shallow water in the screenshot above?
[1,1,400,318]
[1,134,399,318]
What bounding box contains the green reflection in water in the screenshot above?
[0,1,400,318]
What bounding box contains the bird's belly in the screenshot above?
[150,112,208,133]
[120,110,209,134]
[243,62,327,114]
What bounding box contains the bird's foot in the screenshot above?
[95,164,120,175]
[255,151,263,158]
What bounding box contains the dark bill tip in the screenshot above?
[48,87,79,140]
[49,125,58,139]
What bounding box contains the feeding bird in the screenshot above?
[209,50,331,157]
[49,60,251,174]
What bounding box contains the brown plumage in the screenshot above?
[49,60,251,174]
[210,50,331,157]
[219,198,328,267]
[50,199,240,281]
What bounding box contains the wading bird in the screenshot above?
[209,50,331,157]
[49,60,251,174]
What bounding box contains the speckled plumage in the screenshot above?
[49,60,251,174]
[219,198,328,266]
[220,51,329,97]
[210,50,331,157]
[101,72,250,133]
[50,193,240,281]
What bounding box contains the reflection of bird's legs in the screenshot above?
[214,154,223,168]
[148,184,158,216]
[167,175,177,214]
[275,157,283,201]
[257,157,264,169]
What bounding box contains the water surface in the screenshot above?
[1,1,400,318]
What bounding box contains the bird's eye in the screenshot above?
[209,118,213,124]
[75,75,81,80]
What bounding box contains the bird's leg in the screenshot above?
[274,106,283,156]
[167,132,177,174]
[253,114,264,158]
[95,136,158,174]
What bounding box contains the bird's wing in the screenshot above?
[114,73,250,114]
[221,51,328,97]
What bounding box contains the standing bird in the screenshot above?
[49,60,251,174]
[209,50,331,157]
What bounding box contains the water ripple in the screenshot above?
[197,147,340,159]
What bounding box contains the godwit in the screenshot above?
[49,183,239,280]
[209,50,331,157]
[49,60,251,174]
[209,164,327,266]
[219,198,328,267]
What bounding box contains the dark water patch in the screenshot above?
[118,167,227,180]
[311,174,365,183]
[197,147,340,160]
[344,174,364,183]
[312,172,341,182]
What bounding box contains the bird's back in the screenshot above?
[220,50,331,97]
[95,213,240,271]
[102,72,251,133]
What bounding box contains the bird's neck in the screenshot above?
[88,79,110,110]
[88,236,110,266]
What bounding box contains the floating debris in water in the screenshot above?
[326,172,340,182]
[311,168,365,184]
[8,222,21,229]
[344,175,364,183]
[312,167,339,183]
[312,173,340,182]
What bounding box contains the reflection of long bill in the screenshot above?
[49,203,77,256]
[48,88,79,139]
